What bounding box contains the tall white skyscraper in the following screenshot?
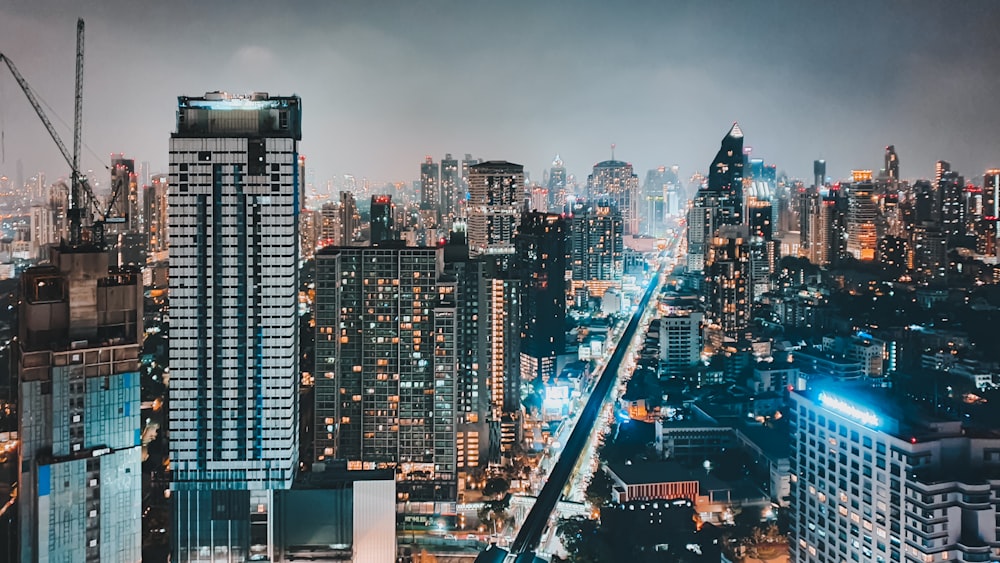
[168,91,302,562]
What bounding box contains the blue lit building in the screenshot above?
[791,385,1000,563]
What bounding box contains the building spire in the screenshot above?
[611,143,616,160]
[728,122,744,138]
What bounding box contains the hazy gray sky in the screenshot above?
[1,0,999,189]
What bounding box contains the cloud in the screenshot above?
[231,45,279,71]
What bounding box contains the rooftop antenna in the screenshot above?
[611,143,616,161]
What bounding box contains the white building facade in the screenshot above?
[791,386,1000,563]
[168,92,301,562]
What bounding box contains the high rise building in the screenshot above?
[813,159,826,188]
[686,191,718,273]
[845,180,878,261]
[705,225,751,342]
[168,92,302,561]
[884,145,899,183]
[17,246,143,562]
[935,160,951,186]
[980,169,1000,255]
[339,190,360,246]
[688,123,746,271]
[707,122,745,227]
[516,212,568,383]
[319,201,340,246]
[467,161,524,258]
[441,153,460,225]
[144,174,169,261]
[106,156,141,267]
[642,166,677,237]
[29,204,57,260]
[658,309,703,380]
[790,385,1000,563]
[938,170,965,241]
[440,227,489,486]
[420,156,440,226]
[912,223,948,283]
[314,244,457,503]
[480,262,522,460]
[459,154,479,199]
[568,199,624,300]
[588,159,640,235]
[547,155,567,211]
[369,195,395,244]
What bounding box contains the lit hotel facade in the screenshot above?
[790,386,1000,563]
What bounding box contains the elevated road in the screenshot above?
[506,265,664,556]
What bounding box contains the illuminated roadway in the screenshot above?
[505,264,665,557]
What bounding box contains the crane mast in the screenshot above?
[70,18,85,246]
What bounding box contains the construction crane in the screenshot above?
[0,18,119,247]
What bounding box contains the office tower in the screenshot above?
[420,156,440,227]
[568,199,624,300]
[790,385,1000,563]
[369,195,395,244]
[548,155,567,210]
[17,246,143,562]
[144,174,169,261]
[938,170,965,241]
[339,190,359,245]
[516,212,568,383]
[688,123,746,271]
[658,309,704,380]
[168,92,302,561]
[708,122,745,226]
[884,145,899,182]
[314,244,457,503]
[935,159,951,185]
[813,159,826,188]
[705,225,751,342]
[441,153,459,225]
[588,159,640,235]
[845,180,877,261]
[467,161,524,258]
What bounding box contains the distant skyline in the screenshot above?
[2,0,1000,188]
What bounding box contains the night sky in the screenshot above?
[2,0,999,189]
